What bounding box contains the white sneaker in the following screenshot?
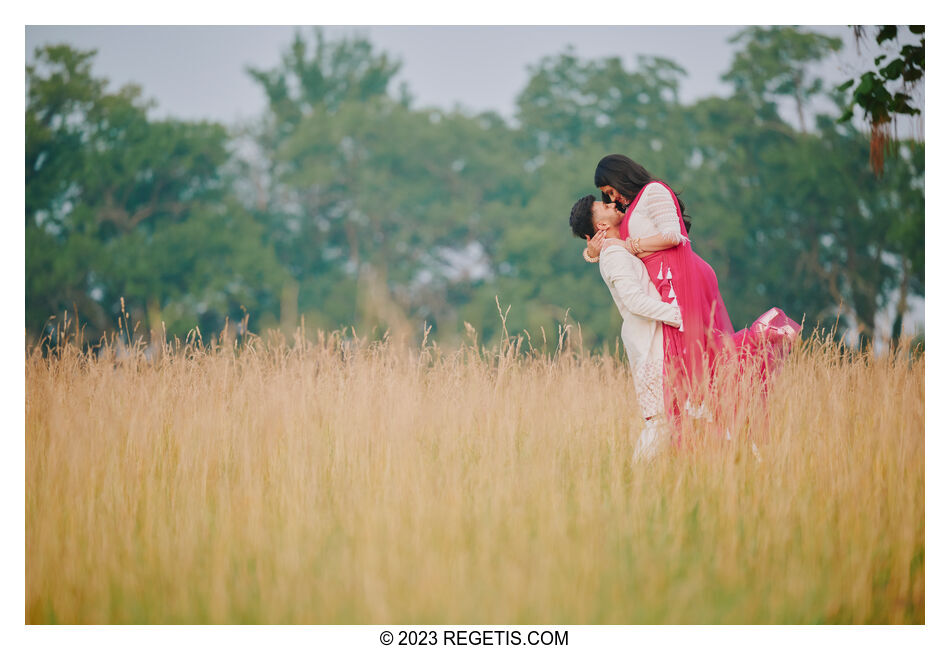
[751,441,762,463]
[633,418,668,463]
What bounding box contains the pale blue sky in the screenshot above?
[25,25,878,126]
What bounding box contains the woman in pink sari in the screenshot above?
[583,154,799,426]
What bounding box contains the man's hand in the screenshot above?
[585,230,606,259]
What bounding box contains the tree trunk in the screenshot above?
[891,257,911,342]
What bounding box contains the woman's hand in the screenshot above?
[624,237,650,259]
[624,232,680,258]
[585,231,606,259]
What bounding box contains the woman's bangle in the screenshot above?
[583,248,599,263]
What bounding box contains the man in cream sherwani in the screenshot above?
[570,195,682,462]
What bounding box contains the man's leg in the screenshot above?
[632,415,669,463]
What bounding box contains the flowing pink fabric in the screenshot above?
[619,181,800,421]
[620,182,734,391]
[732,307,802,384]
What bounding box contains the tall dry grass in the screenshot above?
[25,320,923,624]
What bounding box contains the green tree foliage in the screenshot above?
[723,26,843,133]
[517,49,687,154]
[26,44,286,342]
[25,28,924,349]
[698,29,924,343]
[837,26,924,175]
[241,29,535,341]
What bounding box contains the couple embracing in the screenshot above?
[569,154,800,461]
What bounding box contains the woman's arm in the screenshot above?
[589,228,675,262]
[624,232,678,257]
[645,182,688,243]
[624,183,689,257]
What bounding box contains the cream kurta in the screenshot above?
[599,240,681,418]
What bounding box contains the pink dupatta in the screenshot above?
[619,181,800,422]
[619,181,734,389]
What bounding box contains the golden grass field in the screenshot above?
[25,322,924,624]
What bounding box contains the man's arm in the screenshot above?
[602,248,681,327]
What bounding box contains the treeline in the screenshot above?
[26,27,924,349]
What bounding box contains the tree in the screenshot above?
[837,26,924,175]
[26,44,286,341]
[705,27,924,343]
[26,29,924,351]
[516,49,687,154]
[242,28,533,342]
[723,26,843,134]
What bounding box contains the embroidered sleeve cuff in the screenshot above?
[659,230,688,245]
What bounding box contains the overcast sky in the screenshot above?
[25,25,879,126]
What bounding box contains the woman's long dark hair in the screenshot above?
[594,154,691,233]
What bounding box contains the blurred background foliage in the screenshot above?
[26,27,924,349]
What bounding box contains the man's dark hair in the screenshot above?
[569,194,596,239]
